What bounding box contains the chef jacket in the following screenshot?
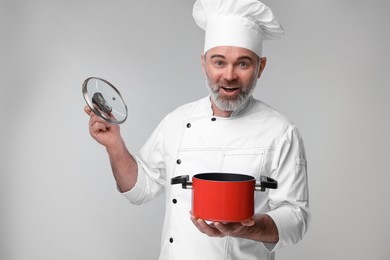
[122,95,310,260]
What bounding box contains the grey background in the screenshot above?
[1,0,389,259]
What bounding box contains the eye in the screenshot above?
[215,60,224,66]
[239,61,247,67]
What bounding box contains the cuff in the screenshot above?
[265,206,304,252]
[117,166,147,205]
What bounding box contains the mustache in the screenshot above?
[215,81,241,88]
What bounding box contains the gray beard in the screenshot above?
[205,73,258,112]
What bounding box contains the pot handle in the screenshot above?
[171,175,193,189]
[255,176,278,191]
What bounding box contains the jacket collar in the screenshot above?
[206,95,256,118]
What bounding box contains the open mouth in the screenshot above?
[221,87,239,93]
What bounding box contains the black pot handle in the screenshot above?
[255,176,278,191]
[171,175,193,189]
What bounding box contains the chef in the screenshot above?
[85,0,310,259]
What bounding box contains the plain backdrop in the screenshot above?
[1,0,389,259]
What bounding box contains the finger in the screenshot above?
[97,121,111,132]
[213,222,234,235]
[97,122,108,132]
[89,113,106,127]
[190,216,208,235]
[190,215,203,232]
[241,218,255,227]
[84,105,92,115]
[214,222,245,236]
[90,121,110,137]
[196,218,222,237]
[190,213,222,237]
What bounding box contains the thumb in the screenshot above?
[241,218,255,227]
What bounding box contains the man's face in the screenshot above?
[202,46,266,114]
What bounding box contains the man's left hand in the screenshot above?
[190,212,279,243]
[190,214,255,238]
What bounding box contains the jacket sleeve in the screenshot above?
[121,117,168,205]
[265,125,311,251]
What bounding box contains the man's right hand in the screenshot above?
[84,105,138,192]
[84,105,123,151]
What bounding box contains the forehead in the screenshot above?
[206,46,258,60]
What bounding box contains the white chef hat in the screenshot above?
[193,0,284,58]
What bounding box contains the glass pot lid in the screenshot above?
[82,77,128,124]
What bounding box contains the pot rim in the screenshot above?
[193,172,255,183]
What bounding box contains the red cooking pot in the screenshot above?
[171,173,277,222]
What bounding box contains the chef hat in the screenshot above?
[193,0,284,58]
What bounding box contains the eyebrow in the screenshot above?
[237,56,254,62]
[210,54,225,59]
[209,54,254,63]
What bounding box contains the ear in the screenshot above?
[257,57,267,78]
[201,53,206,75]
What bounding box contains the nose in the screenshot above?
[223,65,238,82]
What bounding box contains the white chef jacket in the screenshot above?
[122,96,310,260]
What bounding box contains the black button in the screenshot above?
[172,199,177,204]
[176,159,181,164]
[211,117,216,121]
[169,238,173,243]
[186,123,191,128]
